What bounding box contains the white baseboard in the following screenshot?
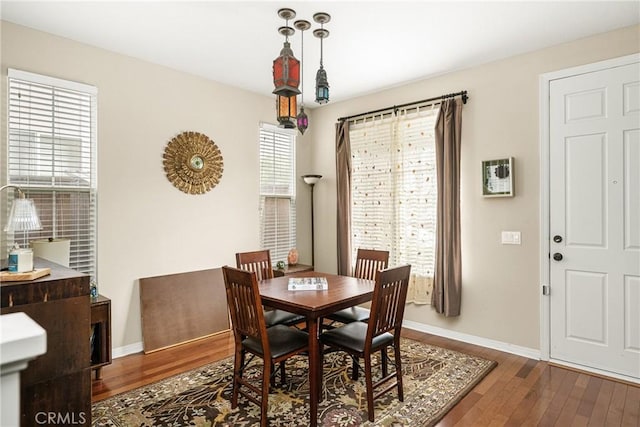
[112,341,143,359]
[402,319,541,360]
[114,322,541,362]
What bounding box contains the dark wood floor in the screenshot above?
[92,329,640,426]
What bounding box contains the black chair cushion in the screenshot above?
[320,321,393,353]
[243,324,308,359]
[327,306,370,323]
[264,309,306,327]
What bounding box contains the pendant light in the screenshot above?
[276,94,297,128]
[294,19,310,134]
[273,8,301,97]
[313,12,330,104]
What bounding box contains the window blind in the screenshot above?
[350,109,438,278]
[6,69,98,278]
[259,123,296,263]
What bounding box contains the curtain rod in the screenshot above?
[338,90,468,122]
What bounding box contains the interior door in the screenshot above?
[549,61,640,379]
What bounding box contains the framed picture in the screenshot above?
[482,157,514,197]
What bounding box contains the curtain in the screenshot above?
[335,121,352,276]
[432,98,463,316]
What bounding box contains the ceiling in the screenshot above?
[1,1,638,107]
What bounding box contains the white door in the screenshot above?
[549,61,640,379]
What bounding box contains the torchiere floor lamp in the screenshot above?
[302,174,322,267]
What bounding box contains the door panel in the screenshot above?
[550,61,640,379]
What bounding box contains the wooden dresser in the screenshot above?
[1,258,91,426]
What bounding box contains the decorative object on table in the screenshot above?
[0,268,51,281]
[31,238,71,267]
[482,157,514,197]
[287,248,299,265]
[90,279,98,300]
[1,185,42,262]
[92,338,496,427]
[275,260,285,270]
[8,243,33,273]
[302,174,322,266]
[163,131,224,195]
[287,276,328,291]
[271,8,331,129]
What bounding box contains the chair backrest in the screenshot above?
[354,248,390,281]
[236,250,274,282]
[366,264,412,345]
[222,266,270,356]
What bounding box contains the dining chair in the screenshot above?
[319,264,411,422]
[236,250,305,327]
[326,248,389,325]
[222,266,309,427]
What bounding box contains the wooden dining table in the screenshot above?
[259,270,375,427]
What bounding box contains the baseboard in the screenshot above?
[115,322,541,361]
[402,319,541,360]
[113,341,143,359]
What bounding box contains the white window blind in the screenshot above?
[259,123,296,263]
[6,69,98,278]
[350,109,438,281]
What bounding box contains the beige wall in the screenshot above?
[0,21,313,350]
[310,24,640,350]
[2,20,638,353]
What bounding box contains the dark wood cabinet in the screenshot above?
[91,295,112,379]
[1,259,91,426]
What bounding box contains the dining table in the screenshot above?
[259,270,375,427]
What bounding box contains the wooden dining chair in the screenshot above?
[222,266,309,427]
[319,264,411,423]
[236,250,305,327]
[326,248,390,325]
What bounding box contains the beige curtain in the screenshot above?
[432,98,463,316]
[335,121,352,276]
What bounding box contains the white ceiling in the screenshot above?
[1,1,638,107]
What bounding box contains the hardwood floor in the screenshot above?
[92,329,640,426]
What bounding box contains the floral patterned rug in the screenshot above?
[92,338,496,426]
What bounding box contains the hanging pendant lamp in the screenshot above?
[273,8,301,97]
[313,12,330,104]
[294,19,310,134]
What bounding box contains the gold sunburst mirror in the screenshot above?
[163,131,224,194]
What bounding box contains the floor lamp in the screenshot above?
[302,174,322,267]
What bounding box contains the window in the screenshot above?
[259,123,296,263]
[350,109,438,282]
[5,69,98,278]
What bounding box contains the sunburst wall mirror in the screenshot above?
[163,131,224,195]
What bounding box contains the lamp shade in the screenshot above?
[4,197,42,232]
[302,174,322,185]
[315,66,330,104]
[296,106,309,134]
[277,94,297,128]
[273,41,301,97]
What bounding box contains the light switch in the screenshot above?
[501,231,522,245]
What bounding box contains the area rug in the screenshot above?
[92,338,496,426]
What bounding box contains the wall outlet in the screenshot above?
[501,231,521,245]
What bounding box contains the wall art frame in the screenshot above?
[482,157,514,197]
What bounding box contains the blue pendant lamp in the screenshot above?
[313,13,330,104]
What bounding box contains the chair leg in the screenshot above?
[351,355,359,380]
[279,360,286,386]
[231,347,244,408]
[393,342,404,402]
[261,361,271,427]
[364,353,375,422]
[381,347,388,377]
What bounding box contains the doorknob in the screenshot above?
[553,253,563,261]
[553,235,563,243]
